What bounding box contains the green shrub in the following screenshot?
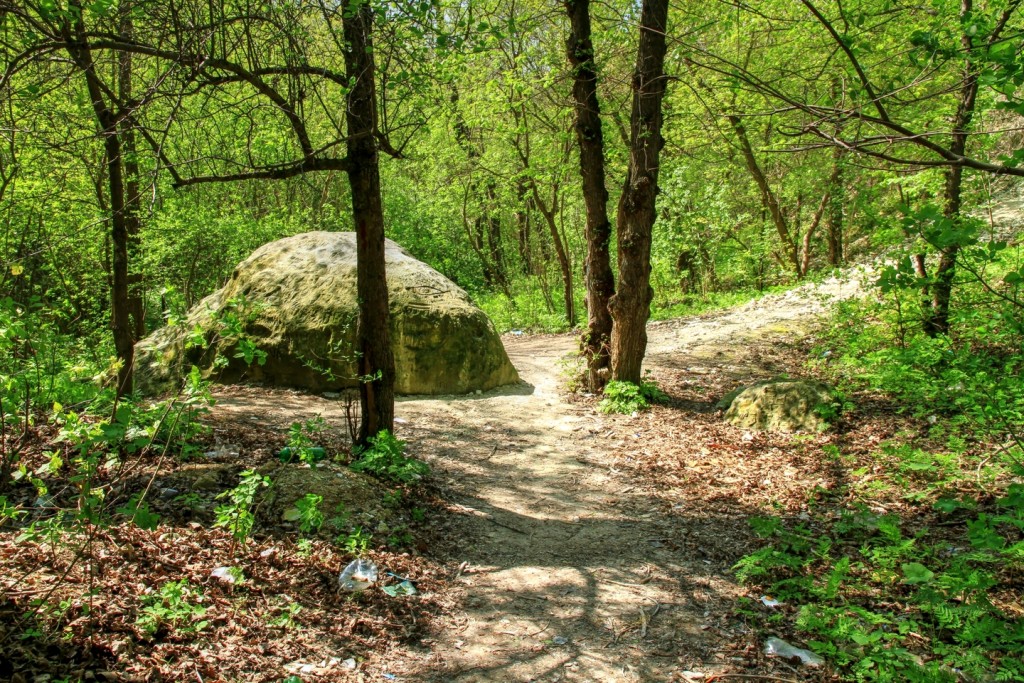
[598,378,668,414]
[351,430,428,484]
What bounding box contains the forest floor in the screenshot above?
[206,268,880,682]
[4,266,929,683]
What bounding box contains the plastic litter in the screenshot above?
[341,658,357,670]
[210,566,239,584]
[204,444,239,460]
[551,636,568,646]
[764,637,823,667]
[759,595,782,608]
[339,559,379,591]
[382,580,417,597]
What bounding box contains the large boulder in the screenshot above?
[135,232,519,395]
[723,379,839,433]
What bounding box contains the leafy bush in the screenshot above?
[735,487,1024,682]
[214,470,271,547]
[351,430,428,484]
[135,579,208,638]
[598,378,668,414]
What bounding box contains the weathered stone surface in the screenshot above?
[724,379,838,433]
[136,231,519,394]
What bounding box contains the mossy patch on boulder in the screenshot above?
[723,379,839,433]
[135,232,519,395]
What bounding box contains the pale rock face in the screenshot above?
[135,231,520,395]
[724,379,838,433]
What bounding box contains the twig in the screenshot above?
[708,675,800,683]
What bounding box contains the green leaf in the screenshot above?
[901,562,934,584]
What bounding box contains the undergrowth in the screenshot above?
[735,247,1024,682]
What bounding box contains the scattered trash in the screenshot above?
[158,487,179,500]
[382,674,396,680]
[341,658,357,670]
[680,672,706,681]
[339,558,379,591]
[259,546,278,558]
[760,595,782,608]
[394,417,408,424]
[764,637,823,667]
[210,566,240,584]
[741,431,754,442]
[551,636,568,646]
[279,446,327,463]
[204,444,240,460]
[323,391,341,399]
[511,329,524,336]
[382,580,418,597]
[34,493,56,509]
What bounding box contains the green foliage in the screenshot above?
[598,378,668,414]
[214,470,271,546]
[351,431,429,484]
[293,493,324,534]
[135,580,208,638]
[116,494,161,531]
[338,526,373,555]
[282,416,328,467]
[735,490,1024,682]
[269,602,302,630]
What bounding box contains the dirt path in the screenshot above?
[212,269,872,682]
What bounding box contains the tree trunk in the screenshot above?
[566,0,615,391]
[728,114,801,276]
[927,0,978,336]
[65,4,134,397]
[515,180,532,275]
[342,0,395,444]
[826,146,845,266]
[532,183,575,326]
[119,6,145,341]
[608,0,670,384]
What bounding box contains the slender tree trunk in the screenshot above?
[532,184,575,326]
[484,181,511,296]
[119,7,145,341]
[927,0,978,336]
[342,0,394,444]
[609,0,670,383]
[65,4,134,396]
[566,0,615,391]
[826,146,845,266]
[515,180,532,275]
[728,114,801,276]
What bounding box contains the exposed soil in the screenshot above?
[202,267,877,682]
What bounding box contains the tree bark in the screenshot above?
[728,114,801,276]
[531,183,575,327]
[826,146,845,266]
[926,0,979,336]
[342,0,395,444]
[609,0,670,384]
[64,2,134,397]
[119,5,145,341]
[565,0,615,391]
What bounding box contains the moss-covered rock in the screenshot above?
[135,232,519,395]
[724,379,838,433]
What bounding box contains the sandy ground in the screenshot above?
[211,269,874,682]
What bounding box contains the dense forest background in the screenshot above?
[5,0,1024,371]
